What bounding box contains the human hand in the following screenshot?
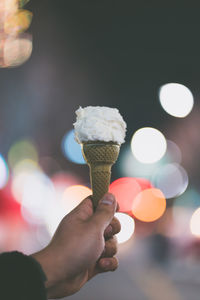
[32,193,121,299]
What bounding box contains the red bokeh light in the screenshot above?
[134,177,153,190]
[0,181,22,219]
[109,177,141,213]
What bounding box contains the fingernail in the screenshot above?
[101,194,115,205]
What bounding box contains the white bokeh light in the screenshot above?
[131,127,167,164]
[115,212,135,244]
[172,206,194,238]
[165,140,182,164]
[190,208,200,237]
[152,163,188,199]
[4,37,33,67]
[159,83,194,118]
[45,185,92,236]
[120,146,162,179]
[44,200,65,236]
[21,171,55,224]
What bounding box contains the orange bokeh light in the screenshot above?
[5,9,33,35]
[132,188,166,222]
[109,177,141,213]
[62,185,92,214]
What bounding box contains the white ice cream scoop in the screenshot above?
[73,106,126,145]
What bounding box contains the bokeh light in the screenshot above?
[20,171,55,224]
[62,185,92,214]
[0,182,25,251]
[190,208,200,237]
[0,182,22,218]
[8,138,38,169]
[0,155,9,189]
[35,226,51,248]
[172,189,199,238]
[44,174,83,236]
[12,164,41,203]
[12,171,28,203]
[131,127,167,164]
[120,140,181,180]
[62,129,85,164]
[115,212,135,243]
[120,146,162,179]
[52,171,81,194]
[0,0,33,68]
[132,188,166,222]
[52,172,81,199]
[159,83,194,118]
[152,163,188,199]
[13,158,40,176]
[4,9,33,34]
[134,178,153,190]
[45,184,91,235]
[44,199,66,237]
[109,177,141,213]
[165,140,182,164]
[0,0,18,15]
[0,189,26,251]
[3,35,32,67]
[11,159,42,203]
[172,206,194,239]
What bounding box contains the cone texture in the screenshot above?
[82,142,120,208]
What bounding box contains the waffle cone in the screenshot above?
[82,142,120,208]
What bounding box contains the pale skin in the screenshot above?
[32,193,121,299]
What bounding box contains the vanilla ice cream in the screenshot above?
[73,106,126,144]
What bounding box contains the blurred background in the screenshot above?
[1,0,200,299]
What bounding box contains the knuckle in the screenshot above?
[105,237,118,256]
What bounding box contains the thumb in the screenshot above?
[91,193,117,231]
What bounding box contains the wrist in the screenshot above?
[31,247,57,293]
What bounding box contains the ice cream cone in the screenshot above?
[82,141,120,208]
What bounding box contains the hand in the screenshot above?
[32,193,121,299]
